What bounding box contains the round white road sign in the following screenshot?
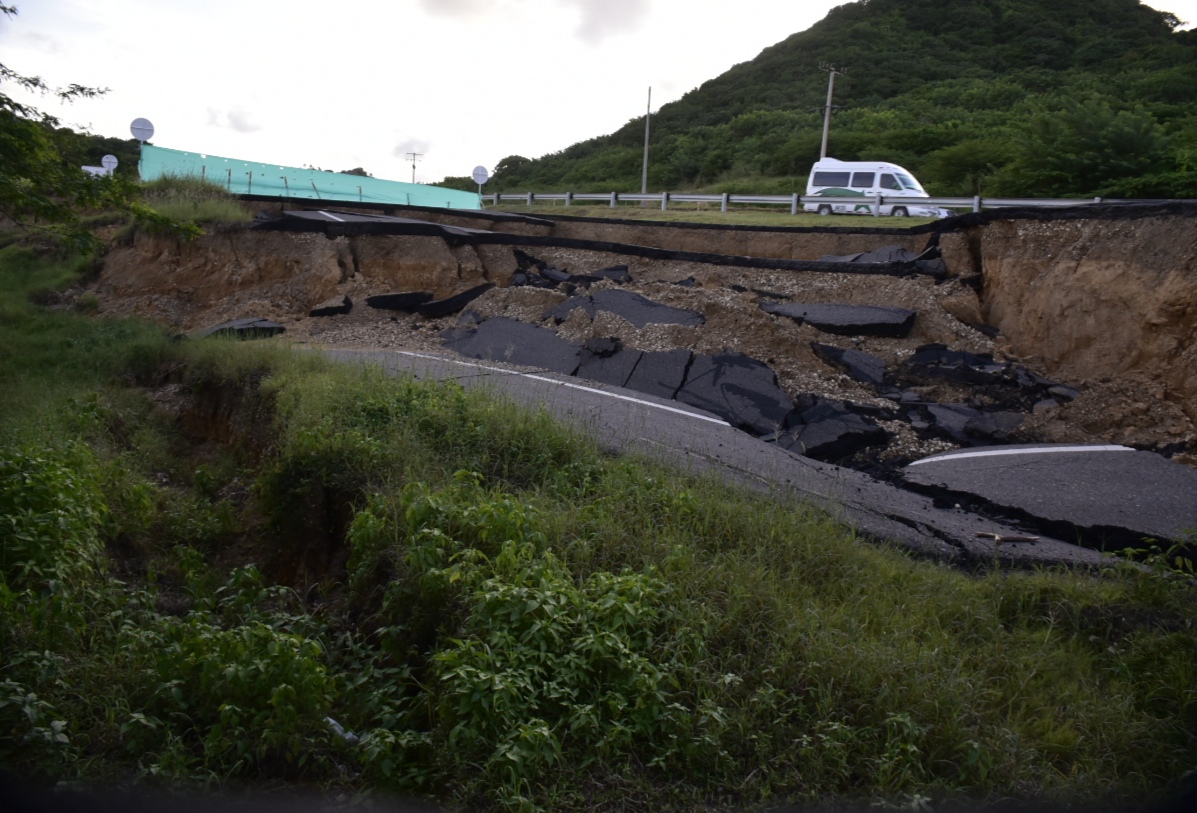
[130,118,155,142]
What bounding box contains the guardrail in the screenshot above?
[484,191,1107,216]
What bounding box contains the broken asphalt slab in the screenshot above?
[419,283,495,318]
[194,317,285,339]
[923,404,1024,445]
[776,400,889,460]
[624,349,693,400]
[676,352,794,436]
[575,346,695,402]
[902,444,1197,551]
[366,292,435,311]
[577,344,644,389]
[309,295,353,317]
[762,302,916,338]
[812,343,888,387]
[818,244,948,278]
[508,252,631,289]
[906,344,1010,384]
[441,317,581,375]
[546,290,705,328]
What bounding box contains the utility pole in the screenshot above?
[818,63,847,159]
[405,152,423,184]
[641,86,651,194]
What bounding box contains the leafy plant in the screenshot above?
[0,442,107,592]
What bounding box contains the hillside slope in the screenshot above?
[481,0,1197,197]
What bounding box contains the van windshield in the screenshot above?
[895,173,924,192]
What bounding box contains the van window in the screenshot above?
[880,173,902,190]
[895,173,924,192]
[812,171,850,187]
[850,172,876,188]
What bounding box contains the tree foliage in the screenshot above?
[0,5,191,248]
[477,0,1197,198]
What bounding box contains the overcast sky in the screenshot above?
[3,0,1195,184]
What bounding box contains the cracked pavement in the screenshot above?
[321,346,1118,569]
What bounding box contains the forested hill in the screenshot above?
[474,0,1197,198]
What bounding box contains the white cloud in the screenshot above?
[419,0,493,19]
[393,138,432,158]
[206,107,262,133]
[560,0,649,45]
[17,31,62,54]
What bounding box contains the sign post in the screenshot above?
[130,118,154,180]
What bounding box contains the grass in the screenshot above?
[490,202,945,228]
[1,243,1195,811]
[138,175,254,226]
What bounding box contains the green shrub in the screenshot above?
[0,442,108,593]
[345,477,716,807]
[116,566,336,780]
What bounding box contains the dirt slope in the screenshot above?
[90,206,1197,470]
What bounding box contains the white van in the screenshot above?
[804,158,946,218]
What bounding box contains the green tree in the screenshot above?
[492,155,531,182]
[436,175,479,192]
[0,5,187,249]
[923,137,1017,195]
[996,98,1169,196]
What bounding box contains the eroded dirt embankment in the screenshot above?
[975,216,1197,433]
[91,205,1197,468]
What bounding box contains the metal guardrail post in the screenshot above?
[610,192,617,208]
[874,194,881,217]
[721,193,729,213]
[973,196,981,213]
[527,192,534,207]
[791,193,799,215]
[661,192,668,211]
[565,191,573,207]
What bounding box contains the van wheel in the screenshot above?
[817,205,832,216]
[891,206,909,217]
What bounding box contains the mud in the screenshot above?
[89,204,1197,472]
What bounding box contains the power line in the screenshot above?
[405,152,423,184]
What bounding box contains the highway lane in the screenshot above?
[321,346,1108,568]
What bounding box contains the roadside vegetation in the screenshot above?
[138,176,254,227]
[2,240,1196,811]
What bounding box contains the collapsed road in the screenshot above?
[321,346,1107,567]
[90,200,1197,565]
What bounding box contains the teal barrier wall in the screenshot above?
[139,145,481,210]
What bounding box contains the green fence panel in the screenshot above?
[138,145,481,210]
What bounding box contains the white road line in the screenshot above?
[319,210,345,222]
[396,351,730,426]
[908,445,1133,466]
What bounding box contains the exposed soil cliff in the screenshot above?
[976,216,1197,442]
